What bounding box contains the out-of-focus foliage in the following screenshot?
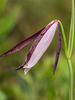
[0,7,20,38]
[0,0,20,39]
[0,0,75,100]
[0,0,7,15]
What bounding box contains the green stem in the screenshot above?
[68,0,74,57]
[67,59,73,100]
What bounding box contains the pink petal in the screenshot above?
[16,20,57,71]
[15,20,58,73]
[24,22,58,69]
[24,68,31,75]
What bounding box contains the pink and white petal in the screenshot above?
[24,21,58,69]
[24,68,31,75]
[16,20,56,70]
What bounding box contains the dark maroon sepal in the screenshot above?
[0,28,44,57]
[53,22,61,75]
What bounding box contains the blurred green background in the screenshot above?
[0,0,75,100]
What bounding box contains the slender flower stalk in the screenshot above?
[67,59,73,100]
[67,0,74,100]
[59,0,74,99]
[68,0,74,58]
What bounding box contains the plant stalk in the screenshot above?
[67,59,73,100]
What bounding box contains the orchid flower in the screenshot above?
[0,20,61,75]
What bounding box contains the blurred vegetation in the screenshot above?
[0,0,75,100]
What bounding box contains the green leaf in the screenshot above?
[68,0,74,57]
[0,0,8,15]
[58,20,69,59]
[0,90,7,100]
[0,6,20,38]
